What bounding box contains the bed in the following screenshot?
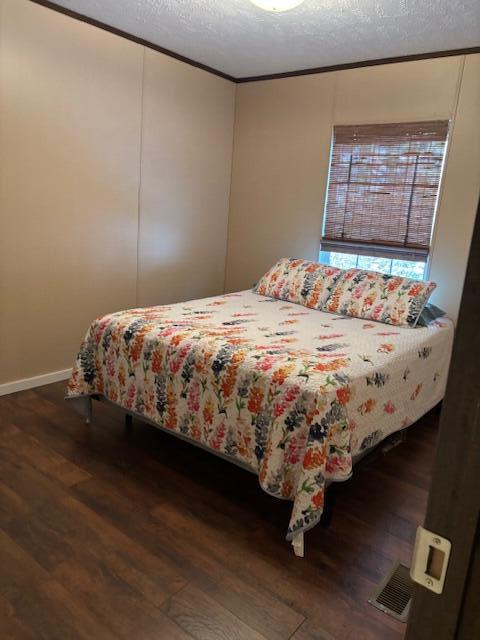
[66,277,453,556]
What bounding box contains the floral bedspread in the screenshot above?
[66,290,454,540]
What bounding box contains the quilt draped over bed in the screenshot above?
[66,291,453,540]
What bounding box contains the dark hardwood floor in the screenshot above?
[0,381,439,640]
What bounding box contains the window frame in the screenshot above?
[319,121,451,281]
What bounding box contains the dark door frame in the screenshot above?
[406,196,480,639]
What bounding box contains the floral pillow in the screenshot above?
[254,258,343,309]
[323,268,437,327]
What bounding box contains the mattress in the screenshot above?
[66,290,454,540]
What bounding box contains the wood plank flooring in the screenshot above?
[0,382,439,640]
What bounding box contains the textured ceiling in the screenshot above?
[47,0,480,78]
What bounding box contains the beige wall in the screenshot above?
[138,49,234,307]
[226,73,336,290]
[225,55,480,321]
[428,55,480,319]
[0,0,235,385]
[0,0,142,385]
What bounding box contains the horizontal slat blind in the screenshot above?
[322,121,449,261]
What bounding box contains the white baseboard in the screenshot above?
[0,368,72,397]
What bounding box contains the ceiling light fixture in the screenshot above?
[250,0,305,12]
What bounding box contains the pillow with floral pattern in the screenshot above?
[323,268,437,327]
[254,258,343,309]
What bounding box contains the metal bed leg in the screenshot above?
[291,532,304,558]
[67,396,93,424]
[84,398,92,424]
[320,485,336,528]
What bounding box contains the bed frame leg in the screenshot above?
[84,398,92,424]
[291,532,304,558]
[67,396,93,423]
[320,485,336,528]
[125,413,133,428]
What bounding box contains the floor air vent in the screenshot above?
[368,561,413,623]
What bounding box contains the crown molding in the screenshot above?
[28,0,236,82]
[237,47,480,83]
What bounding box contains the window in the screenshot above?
[320,121,449,280]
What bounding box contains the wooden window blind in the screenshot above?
[322,121,449,261]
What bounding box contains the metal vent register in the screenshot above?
[368,561,413,622]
